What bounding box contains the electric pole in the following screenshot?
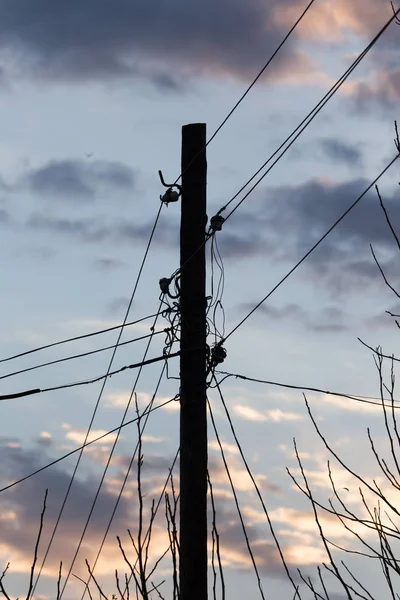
[179,123,208,600]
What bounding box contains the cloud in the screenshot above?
[227,175,400,294]
[233,404,304,422]
[141,435,164,443]
[319,138,363,167]
[239,302,350,334]
[0,0,315,87]
[274,0,396,43]
[26,212,179,255]
[25,159,135,201]
[104,391,173,410]
[209,439,240,455]
[36,432,53,448]
[265,409,304,422]
[93,258,126,271]
[233,404,267,422]
[0,437,189,598]
[62,423,118,446]
[0,434,366,596]
[106,297,130,314]
[0,208,9,223]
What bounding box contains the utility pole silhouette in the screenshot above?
[179,123,208,600]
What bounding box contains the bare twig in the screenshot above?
[208,470,225,600]
[27,489,48,600]
[85,559,109,600]
[72,572,94,600]
[57,562,63,600]
[0,564,12,600]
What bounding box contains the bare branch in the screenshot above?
[72,573,94,600]
[56,562,63,600]
[26,488,48,600]
[85,559,109,600]
[0,564,12,600]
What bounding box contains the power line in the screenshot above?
[0,397,177,495]
[79,359,173,599]
[218,7,400,221]
[0,330,166,381]
[221,154,399,344]
[30,204,164,596]
[0,350,181,402]
[59,310,168,598]
[214,370,400,410]
[0,313,159,364]
[212,375,301,598]
[202,0,317,153]
[168,7,400,284]
[207,395,265,599]
[121,447,181,600]
[171,0,317,187]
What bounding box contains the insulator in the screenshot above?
[210,215,225,232]
[159,277,172,294]
[160,188,179,204]
[211,345,227,365]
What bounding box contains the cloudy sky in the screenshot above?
[1,0,400,598]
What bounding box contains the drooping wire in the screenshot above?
[211,236,226,343]
[221,154,400,345]
[167,7,400,286]
[31,203,165,597]
[218,7,400,221]
[120,448,181,600]
[213,375,302,598]
[78,336,179,599]
[171,0,317,187]
[207,395,266,600]
[0,350,181,402]
[0,330,165,381]
[160,279,182,380]
[0,313,160,365]
[0,397,177,495]
[207,470,226,600]
[58,306,166,598]
[73,283,183,598]
[213,370,400,410]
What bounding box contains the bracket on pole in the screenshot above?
[159,170,182,204]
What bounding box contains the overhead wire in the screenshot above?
[0,397,177,495]
[212,374,301,598]
[11,4,398,592]
[207,394,265,599]
[80,286,183,597]
[0,350,181,402]
[214,370,400,409]
[0,330,166,381]
[80,361,177,600]
[58,307,167,598]
[122,447,181,599]
[170,0,317,187]
[220,153,400,345]
[31,203,165,596]
[168,7,400,285]
[0,313,159,365]
[218,7,400,221]
[66,269,184,597]
[207,235,226,345]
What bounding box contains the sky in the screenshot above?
[1,0,400,598]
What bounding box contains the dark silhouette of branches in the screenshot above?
[282,158,400,596]
[0,490,64,600]
[77,403,180,600]
[208,470,225,600]
[287,356,400,598]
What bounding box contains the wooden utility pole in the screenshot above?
[179,123,208,600]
